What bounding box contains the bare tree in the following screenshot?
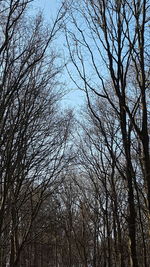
[0,1,73,266]
[64,1,150,266]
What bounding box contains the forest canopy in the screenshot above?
[0,1,149,267]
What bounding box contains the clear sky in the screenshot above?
[31,0,84,110]
[32,0,57,20]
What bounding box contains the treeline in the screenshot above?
[0,0,150,267]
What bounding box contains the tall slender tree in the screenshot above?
[64,0,150,266]
[0,1,72,266]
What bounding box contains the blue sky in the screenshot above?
[31,0,84,110]
[33,0,57,20]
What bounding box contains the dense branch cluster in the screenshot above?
[0,1,72,266]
